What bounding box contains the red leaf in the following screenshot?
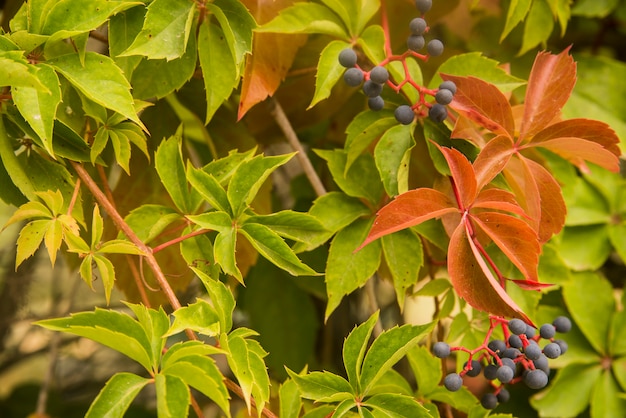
[473,135,516,190]
[238,0,307,119]
[473,188,528,218]
[511,279,554,291]
[358,189,457,249]
[450,115,489,148]
[528,119,621,172]
[436,144,478,210]
[441,74,515,138]
[519,48,576,142]
[448,223,533,324]
[472,212,540,282]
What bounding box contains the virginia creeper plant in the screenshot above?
[0,0,625,417]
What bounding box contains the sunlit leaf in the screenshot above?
[85,372,150,418]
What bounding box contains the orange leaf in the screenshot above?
[473,188,528,218]
[358,188,457,249]
[436,144,478,210]
[519,48,576,142]
[473,135,516,190]
[528,119,621,172]
[441,74,515,138]
[448,223,533,324]
[473,212,540,282]
[238,0,307,119]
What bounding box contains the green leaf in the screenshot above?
[407,345,442,395]
[325,218,381,319]
[257,2,349,39]
[388,59,421,104]
[343,311,379,390]
[161,341,224,368]
[571,0,619,17]
[610,309,626,357]
[309,40,349,109]
[187,164,231,214]
[500,0,532,41]
[207,0,255,75]
[162,355,230,417]
[563,271,614,355]
[0,150,27,207]
[214,227,241,282]
[520,0,554,56]
[186,211,233,234]
[12,64,61,156]
[590,369,626,418]
[555,225,612,271]
[363,393,431,418]
[286,369,354,402]
[315,149,384,205]
[245,210,327,244]
[221,330,270,417]
[374,124,415,197]
[51,52,144,129]
[345,109,397,174]
[192,268,235,333]
[41,0,140,36]
[36,308,153,371]
[431,53,526,92]
[93,254,116,304]
[123,204,181,243]
[381,228,423,309]
[227,153,294,217]
[357,24,385,64]
[359,322,433,395]
[202,147,256,184]
[0,52,50,92]
[15,219,49,268]
[531,363,603,417]
[109,129,132,174]
[279,378,303,418]
[121,0,195,60]
[198,20,238,123]
[240,223,317,276]
[130,29,197,100]
[366,369,413,397]
[155,136,194,213]
[155,373,190,418]
[85,372,150,418]
[108,5,144,80]
[125,303,169,369]
[167,299,221,337]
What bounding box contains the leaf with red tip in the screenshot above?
[358,189,457,249]
[473,212,540,282]
[528,119,620,172]
[448,223,533,324]
[511,279,554,291]
[436,145,478,210]
[519,48,576,141]
[473,135,516,190]
[441,74,515,138]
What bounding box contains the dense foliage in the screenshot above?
[0,0,625,417]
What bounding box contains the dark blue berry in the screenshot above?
[395,105,415,125]
[343,68,363,87]
[432,342,451,358]
[481,393,498,409]
[553,316,572,333]
[508,319,527,335]
[338,48,357,68]
[524,369,548,389]
[444,373,463,391]
[540,323,556,339]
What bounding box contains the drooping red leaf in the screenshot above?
[472,188,529,218]
[358,188,457,249]
[518,48,576,142]
[448,222,533,324]
[436,144,478,210]
[238,0,307,119]
[527,119,621,172]
[472,212,540,282]
[441,74,515,138]
[473,135,516,190]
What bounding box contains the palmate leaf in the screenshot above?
[343,311,379,390]
[155,373,190,418]
[40,0,140,36]
[256,2,349,39]
[85,372,150,418]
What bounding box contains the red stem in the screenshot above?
[152,228,211,254]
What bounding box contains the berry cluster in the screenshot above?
[338,0,455,125]
[433,316,572,410]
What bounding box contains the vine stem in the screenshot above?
[269,98,326,198]
[70,161,277,418]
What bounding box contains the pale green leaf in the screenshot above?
[279,378,303,418]
[256,2,349,39]
[186,211,233,234]
[108,5,144,80]
[0,117,37,201]
[51,52,144,128]
[16,219,49,268]
[214,227,242,282]
[36,308,153,371]
[121,0,195,60]
[364,393,431,417]
[167,299,220,337]
[191,268,235,333]
[155,136,193,213]
[240,223,317,276]
[161,341,224,368]
[357,24,385,65]
[198,20,238,123]
[155,373,190,418]
[286,369,353,402]
[345,110,397,174]
[325,218,381,319]
[309,40,350,109]
[407,345,442,395]
[227,153,294,217]
[123,303,169,368]
[381,228,423,309]
[93,254,116,304]
[244,210,327,243]
[374,124,415,197]
[78,256,95,290]
[12,64,60,156]
[571,0,619,17]
[43,218,63,266]
[520,0,554,56]
[500,0,532,41]
[202,147,256,184]
[85,372,150,418]
[109,130,132,174]
[359,322,433,395]
[343,311,379,390]
[180,229,221,280]
[590,369,626,418]
[98,240,145,255]
[187,164,231,214]
[207,0,256,74]
[123,204,182,244]
[41,0,140,36]
[308,192,370,233]
[3,201,52,226]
